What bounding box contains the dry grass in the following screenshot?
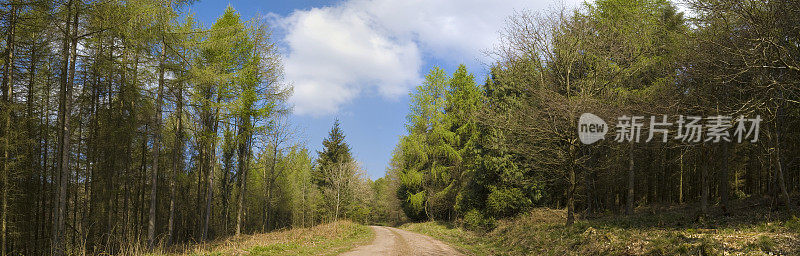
[404,204,800,256]
[150,221,373,256]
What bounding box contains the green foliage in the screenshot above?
[309,120,373,224]
[403,190,427,221]
[745,235,776,253]
[395,66,487,221]
[274,147,317,228]
[463,210,495,231]
[171,221,373,256]
[0,1,303,252]
[579,0,686,99]
[785,216,800,233]
[409,207,800,255]
[314,120,353,187]
[368,177,404,225]
[401,221,504,255]
[486,186,531,218]
[4,0,800,254]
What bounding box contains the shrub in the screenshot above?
[785,215,800,233]
[464,209,496,231]
[486,186,531,218]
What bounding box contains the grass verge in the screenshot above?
[153,220,373,256]
[403,206,800,255]
[401,221,505,255]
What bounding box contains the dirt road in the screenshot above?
[340,226,464,256]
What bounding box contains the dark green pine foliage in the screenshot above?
[445,65,486,216]
[459,69,536,223]
[479,72,536,218]
[396,67,461,221]
[314,119,353,187]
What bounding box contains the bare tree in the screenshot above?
[322,160,360,222]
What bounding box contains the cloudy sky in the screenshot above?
[189,0,586,179]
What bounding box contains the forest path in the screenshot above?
[340,226,463,256]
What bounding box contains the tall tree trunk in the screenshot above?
[1,3,17,255]
[72,113,82,252]
[147,46,166,249]
[263,141,279,230]
[41,67,52,255]
[201,97,221,241]
[583,146,594,216]
[168,80,183,244]
[201,142,214,241]
[235,152,247,236]
[335,185,340,222]
[220,127,234,235]
[200,149,209,240]
[53,1,75,254]
[264,186,271,231]
[566,160,576,225]
[626,142,634,215]
[221,154,230,235]
[85,60,98,252]
[700,145,710,216]
[137,139,146,242]
[195,146,203,239]
[774,104,792,209]
[720,143,729,214]
[679,148,684,204]
[235,118,251,236]
[68,5,80,252]
[566,143,576,225]
[26,26,42,256]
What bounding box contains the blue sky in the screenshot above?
[187,0,587,179]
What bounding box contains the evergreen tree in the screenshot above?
[396,67,460,221]
[314,119,353,187]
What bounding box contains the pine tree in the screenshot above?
[314,119,353,186]
[396,67,460,221]
[314,119,357,221]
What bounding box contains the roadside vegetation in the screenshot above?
[404,202,800,255]
[153,221,373,256]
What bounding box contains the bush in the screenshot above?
[745,235,776,253]
[785,215,800,233]
[464,209,495,231]
[486,186,531,218]
[401,190,427,221]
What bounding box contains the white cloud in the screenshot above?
[278,6,421,116]
[274,0,582,116]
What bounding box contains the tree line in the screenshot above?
[391,0,798,230]
[0,1,385,255]
[1,0,798,254]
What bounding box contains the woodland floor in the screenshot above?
[402,198,800,255]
